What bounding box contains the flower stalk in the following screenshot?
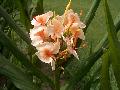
[54,62,61,90]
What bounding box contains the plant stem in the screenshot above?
[54,63,60,90]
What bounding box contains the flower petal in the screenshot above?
[78,29,85,40]
[52,39,60,54]
[67,47,79,60]
[36,51,53,63]
[51,60,55,70]
[31,18,40,26]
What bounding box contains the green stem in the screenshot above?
[54,63,60,90]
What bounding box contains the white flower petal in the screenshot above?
[51,60,55,70]
[31,18,40,26]
[71,50,79,60]
[36,51,53,63]
[46,11,53,18]
[31,37,43,47]
[52,40,60,54]
[79,29,85,40]
[36,42,52,51]
[68,47,79,60]
[79,22,86,29]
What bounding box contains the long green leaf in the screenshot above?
[0,54,39,90]
[0,5,31,45]
[31,0,44,16]
[84,0,101,33]
[0,30,54,89]
[0,30,32,69]
[100,51,111,90]
[103,0,120,89]
[66,47,104,90]
[84,64,101,90]
[76,0,101,48]
[75,0,101,48]
[15,0,31,31]
[114,12,120,32]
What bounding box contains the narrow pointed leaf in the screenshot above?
[31,0,44,17]
[15,0,31,31]
[103,0,120,88]
[84,0,101,33]
[75,0,101,48]
[114,12,120,32]
[100,51,111,90]
[0,5,31,45]
[84,64,101,90]
[66,47,104,90]
[0,54,39,90]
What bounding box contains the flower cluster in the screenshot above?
[30,9,86,70]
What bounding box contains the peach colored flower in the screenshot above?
[48,18,64,39]
[67,46,79,60]
[70,23,85,40]
[36,40,60,63]
[64,37,79,59]
[51,59,55,70]
[31,11,53,26]
[29,8,86,70]
[29,26,48,46]
[55,15,64,24]
[64,9,86,29]
[64,9,79,27]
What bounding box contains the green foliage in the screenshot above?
[0,54,39,90]
[15,0,31,31]
[31,0,44,16]
[103,0,120,89]
[0,5,31,45]
[84,0,101,33]
[100,51,111,90]
[14,0,44,31]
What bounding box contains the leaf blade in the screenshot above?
[103,0,120,89]
[0,5,31,45]
[0,54,39,90]
[84,0,101,33]
[100,51,111,90]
